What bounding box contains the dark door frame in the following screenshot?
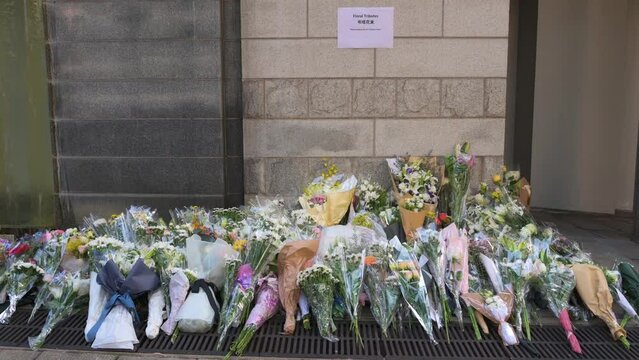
[505,0,538,181]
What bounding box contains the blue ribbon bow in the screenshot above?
[86,292,138,342]
[85,258,160,343]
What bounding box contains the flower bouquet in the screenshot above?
[84,236,128,340]
[227,274,280,358]
[462,292,518,346]
[124,205,168,245]
[604,267,638,322]
[176,275,219,334]
[61,228,93,273]
[442,223,469,329]
[445,142,475,225]
[389,238,436,343]
[29,230,68,322]
[211,207,247,243]
[185,234,237,290]
[161,268,196,339]
[145,242,185,320]
[0,261,45,324]
[571,263,630,348]
[364,243,401,338]
[324,242,366,345]
[86,258,160,349]
[290,209,321,240]
[298,264,339,342]
[216,231,284,350]
[299,162,357,227]
[399,193,436,242]
[500,236,545,340]
[28,272,90,350]
[356,179,389,216]
[539,262,582,353]
[387,157,439,242]
[414,227,452,339]
[169,206,215,240]
[278,239,319,334]
[619,262,639,314]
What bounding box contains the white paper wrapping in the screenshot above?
[176,290,217,333]
[185,235,237,289]
[145,289,165,339]
[91,306,138,350]
[84,272,108,341]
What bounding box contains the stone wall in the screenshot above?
[48,0,243,225]
[242,0,510,201]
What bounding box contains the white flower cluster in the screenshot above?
[357,180,383,203]
[485,295,509,319]
[404,193,430,211]
[503,258,547,279]
[291,209,315,227]
[11,260,45,275]
[87,236,126,250]
[297,264,338,286]
[149,241,176,252]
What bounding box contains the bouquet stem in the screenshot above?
[0,296,18,324]
[468,307,482,341]
[226,325,257,359]
[558,308,581,353]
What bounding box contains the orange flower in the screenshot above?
[364,256,377,266]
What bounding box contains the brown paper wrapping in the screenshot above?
[570,264,627,340]
[398,203,436,242]
[517,177,532,208]
[277,239,319,335]
[462,292,514,323]
[300,189,355,227]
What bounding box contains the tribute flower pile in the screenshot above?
[0,143,636,355]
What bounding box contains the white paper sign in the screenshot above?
[337,7,394,48]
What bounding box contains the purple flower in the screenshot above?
[406,168,414,174]
[236,264,254,291]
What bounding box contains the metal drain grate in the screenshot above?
[0,309,638,360]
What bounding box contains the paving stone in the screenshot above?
[47,1,220,40]
[375,118,505,156]
[58,158,225,195]
[265,79,308,118]
[350,158,392,189]
[485,78,507,117]
[441,79,484,117]
[353,79,396,117]
[55,119,223,157]
[244,158,265,194]
[55,80,221,119]
[52,41,221,80]
[443,0,510,37]
[0,349,40,360]
[376,39,508,78]
[397,79,440,117]
[264,158,311,195]
[240,0,307,38]
[242,39,374,78]
[242,80,264,118]
[309,79,351,118]
[244,119,374,157]
[36,350,116,360]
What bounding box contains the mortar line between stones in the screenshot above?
[306,0,309,38]
[441,0,445,37]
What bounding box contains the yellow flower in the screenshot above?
[232,239,248,252]
[492,174,501,184]
[491,189,502,201]
[426,211,436,219]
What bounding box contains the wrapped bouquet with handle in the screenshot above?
[387,157,440,242]
[299,162,357,227]
[86,259,160,350]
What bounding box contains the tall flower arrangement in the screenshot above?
[0,261,45,323]
[445,142,475,225]
[298,265,339,342]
